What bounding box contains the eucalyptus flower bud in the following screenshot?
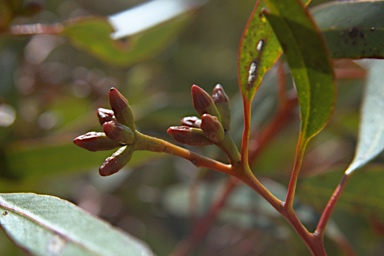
[97,108,115,125]
[191,85,220,118]
[181,116,201,128]
[167,126,213,146]
[109,88,135,130]
[73,132,122,151]
[212,84,231,131]
[99,145,133,176]
[102,120,135,144]
[201,114,225,143]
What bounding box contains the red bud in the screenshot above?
[167,126,213,146]
[109,88,135,130]
[191,85,220,118]
[73,132,122,151]
[97,108,115,125]
[212,84,231,131]
[180,116,201,128]
[201,114,225,143]
[102,120,135,144]
[99,146,133,176]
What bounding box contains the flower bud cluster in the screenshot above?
[168,84,231,146]
[74,88,136,176]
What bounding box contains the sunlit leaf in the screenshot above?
[237,0,280,101]
[298,166,384,217]
[344,60,384,175]
[108,0,207,39]
[0,193,154,256]
[264,0,334,140]
[313,0,384,59]
[238,0,310,102]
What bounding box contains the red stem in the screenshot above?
[285,138,308,208]
[282,208,327,256]
[170,94,297,256]
[241,98,252,166]
[136,132,233,175]
[315,174,351,237]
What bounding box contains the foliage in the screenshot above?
[1,0,384,255]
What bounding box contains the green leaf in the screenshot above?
[237,0,280,101]
[298,166,384,217]
[238,0,310,102]
[344,60,384,175]
[0,193,154,256]
[62,15,189,66]
[263,0,335,140]
[312,1,384,59]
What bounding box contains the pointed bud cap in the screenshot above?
[103,120,135,144]
[167,126,213,146]
[201,114,225,143]
[212,84,231,131]
[191,85,220,118]
[109,88,135,130]
[97,108,115,125]
[99,145,133,176]
[73,132,122,151]
[181,116,201,128]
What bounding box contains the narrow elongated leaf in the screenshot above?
[238,0,311,102]
[312,1,384,59]
[263,0,334,140]
[345,60,384,175]
[237,0,281,101]
[0,193,154,256]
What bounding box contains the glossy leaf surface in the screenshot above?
[237,0,280,101]
[238,0,310,102]
[313,0,384,59]
[264,0,334,140]
[0,193,154,256]
[345,60,384,174]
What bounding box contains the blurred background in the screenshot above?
[0,0,383,255]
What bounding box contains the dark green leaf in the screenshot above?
[238,0,310,102]
[312,1,384,59]
[264,0,335,140]
[0,193,154,256]
[238,0,280,101]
